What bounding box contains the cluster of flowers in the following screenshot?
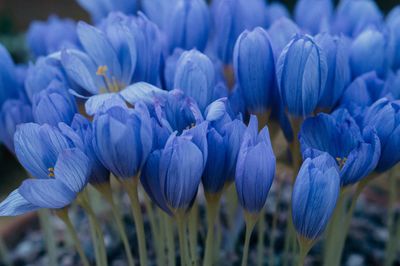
[0,0,399,265]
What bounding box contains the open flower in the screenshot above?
[300,109,381,186]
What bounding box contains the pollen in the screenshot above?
[336,157,347,169]
[96,65,108,76]
[48,167,55,177]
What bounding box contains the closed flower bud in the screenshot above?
[233,27,275,113]
[292,153,340,240]
[0,99,33,153]
[160,133,204,211]
[363,98,400,172]
[294,0,333,35]
[350,28,391,78]
[92,103,153,178]
[268,18,300,62]
[0,44,18,108]
[174,50,216,112]
[387,7,400,71]
[164,48,184,90]
[315,33,351,109]
[166,0,210,53]
[333,0,383,37]
[212,0,267,64]
[235,116,275,213]
[266,2,289,26]
[277,35,328,116]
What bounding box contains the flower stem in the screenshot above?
[38,208,57,266]
[176,211,189,266]
[256,209,266,266]
[188,202,199,265]
[55,209,90,266]
[385,168,398,266]
[0,237,11,266]
[269,180,282,266]
[122,178,148,266]
[163,211,176,266]
[241,212,259,266]
[96,183,135,266]
[297,237,314,266]
[203,193,221,266]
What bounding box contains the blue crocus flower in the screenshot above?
[387,8,400,71]
[294,0,333,35]
[276,34,328,117]
[350,28,391,78]
[315,33,351,109]
[0,44,19,108]
[333,0,383,37]
[166,0,210,53]
[173,50,216,112]
[26,15,79,58]
[76,0,137,23]
[160,133,204,212]
[363,98,400,172]
[300,109,381,186]
[0,148,89,216]
[233,27,275,113]
[267,18,300,62]
[265,2,289,26]
[59,114,110,185]
[32,83,77,126]
[235,115,275,213]
[92,102,153,179]
[292,153,340,240]
[212,0,267,64]
[0,99,33,153]
[164,48,184,90]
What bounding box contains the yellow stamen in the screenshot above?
[48,167,55,177]
[336,157,347,169]
[96,65,108,76]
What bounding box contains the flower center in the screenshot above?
[48,167,55,177]
[336,157,347,169]
[96,65,122,93]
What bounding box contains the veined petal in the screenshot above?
[0,190,39,216]
[85,93,125,116]
[120,82,167,105]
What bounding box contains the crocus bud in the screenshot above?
[350,28,391,78]
[233,27,275,113]
[27,15,79,58]
[268,18,300,62]
[333,0,383,37]
[76,0,137,23]
[0,99,33,153]
[174,50,216,112]
[166,0,210,53]
[160,133,204,211]
[32,83,77,126]
[164,48,184,90]
[266,2,289,26]
[363,98,400,172]
[292,153,340,240]
[235,116,275,213]
[315,33,351,109]
[387,7,400,71]
[294,0,333,35]
[277,35,328,116]
[212,0,267,64]
[92,103,153,178]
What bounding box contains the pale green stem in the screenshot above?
[96,183,135,266]
[144,195,164,266]
[256,209,266,266]
[385,168,398,266]
[0,237,11,266]
[122,178,148,266]
[79,191,108,266]
[203,193,221,266]
[188,202,199,265]
[163,211,176,266]
[176,212,189,266]
[241,212,259,266]
[38,208,57,266]
[269,181,282,266]
[297,237,314,266]
[214,219,222,263]
[55,209,90,266]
